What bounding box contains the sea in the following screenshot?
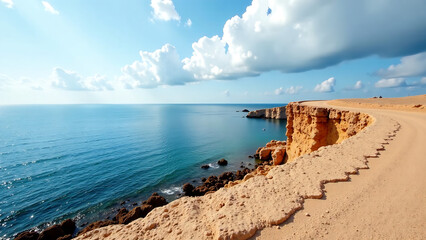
[0,104,287,239]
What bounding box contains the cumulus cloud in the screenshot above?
[285,86,303,94]
[42,1,59,15]
[376,52,426,78]
[150,0,180,21]
[51,68,113,91]
[181,0,426,80]
[185,18,192,27]
[314,77,335,93]
[374,78,407,88]
[1,0,13,8]
[353,81,363,90]
[119,44,193,88]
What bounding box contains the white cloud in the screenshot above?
[353,80,363,90]
[182,0,426,80]
[274,87,284,95]
[120,44,193,88]
[376,52,426,78]
[185,18,192,27]
[1,0,13,8]
[42,1,59,15]
[374,78,407,88]
[421,77,426,85]
[314,77,336,93]
[275,86,303,95]
[285,86,303,94]
[51,68,113,91]
[150,0,180,22]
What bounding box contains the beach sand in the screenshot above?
[75,95,426,240]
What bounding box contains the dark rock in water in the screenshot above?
[217,158,228,166]
[60,219,76,236]
[218,172,234,182]
[201,177,207,182]
[78,220,117,236]
[242,109,249,112]
[79,222,88,228]
[113,208,129,222]
[182,183,195,196]
[379,96,382,98]
[121,201,126,205]
[14,231,39,240]
[38,224,65,240]
[192,179,196,182]
[132,202,138,206]
[143,192,168,208]
[200,164,210,169]
[248,155,254,158]
[240,165,244,168]
[121,207,143,224]
[248,163,252,165]
[57,234,72,240]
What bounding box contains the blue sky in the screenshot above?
[0,0,425,104]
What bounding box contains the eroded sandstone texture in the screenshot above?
[246,107,286,119]
[285,102,373,162]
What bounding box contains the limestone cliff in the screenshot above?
[246,107,286,119]
[285,102,373,162]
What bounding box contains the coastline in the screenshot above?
[14,96,426,239]
[73,96,426,240]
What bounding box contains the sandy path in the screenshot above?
[253,101,426,239]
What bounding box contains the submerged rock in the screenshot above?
[200,164,210,169]
[217,159,228,166]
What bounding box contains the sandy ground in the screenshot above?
[253,95,426,240]
[75,95,426,240]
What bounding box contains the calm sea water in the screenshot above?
[0,104,287,239]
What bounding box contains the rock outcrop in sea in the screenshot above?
[246,106,286,119]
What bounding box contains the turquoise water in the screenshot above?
[0,104,286,239]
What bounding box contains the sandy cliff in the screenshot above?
[285,102,372,162]
[246,107,287,119]
[74,100,401,240]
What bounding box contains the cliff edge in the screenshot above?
[246,107,287,119]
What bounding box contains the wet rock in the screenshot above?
[14,231,39,240]
[200,164,210,169]
[201,177,206,182]
[78,220,117,236]
[120,207,144,224]
[217,159,228,166]
[182,183,195,196]
[140,204,154,218]
[60,219,76,236]
[113,208,129,222]
[218,172,235,182]
[248,155,254,158]
[38,224,65,240]
[143,192,168,208]
[242,109,249,112]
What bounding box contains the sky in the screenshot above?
[0,0,425,104]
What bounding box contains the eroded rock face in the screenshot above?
[285,102,372,161]
[246,107,286,119]
[255,140,287,165]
